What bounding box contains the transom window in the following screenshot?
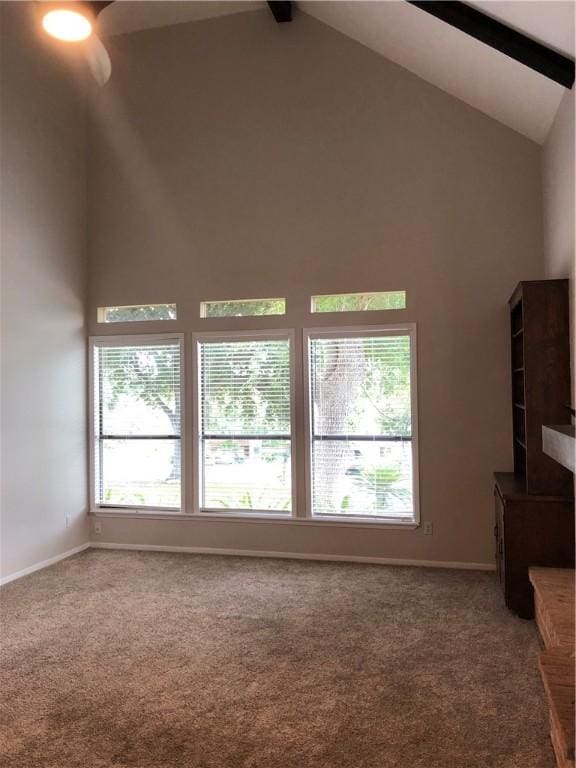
[196,333,293,514]
[305,326,417,522]
[311,291,406,313]
[200,298,285,318]
[97,304,177,323]
[91,336,183,510]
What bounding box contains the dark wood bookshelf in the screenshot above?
[508,280,572,497]
[494,280,574,618]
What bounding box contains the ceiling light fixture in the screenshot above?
[39,2,114,86]
[41,4,94,43]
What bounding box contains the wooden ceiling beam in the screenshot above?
[267,1,292,24]
[408,1,574,89]
[86,1,115,17]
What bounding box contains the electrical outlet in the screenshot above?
[93,521,102,535]
[423,521,433,535]
[65,515,72,529]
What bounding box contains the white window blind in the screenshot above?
[198,337,292,513]
[307,330,416,521]
[92,338,182,510]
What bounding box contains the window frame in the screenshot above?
[89,333,186,514]
[192,329,297,519]
[302,323,420,526]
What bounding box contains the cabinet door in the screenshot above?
[502,498,574,618]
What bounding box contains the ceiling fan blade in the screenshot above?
[84,33,111,86]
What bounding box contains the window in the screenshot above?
[196,333,293,514]
[200,298,285,318]
[91,336,183,510]
[98,304,177,323]
[305,325,417,523]
[311,291,406,313]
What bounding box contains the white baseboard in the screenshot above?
[0,542,496,585]
[0,543,91,586]
[90,542,496,571]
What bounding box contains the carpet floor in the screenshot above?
[0,550,552,768]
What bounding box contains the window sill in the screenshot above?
[90,509,418,530]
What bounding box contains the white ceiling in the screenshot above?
[99,1,575,144]
[99,1,262,36]
[467,1,574,58]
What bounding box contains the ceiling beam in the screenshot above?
[87,1,115,16]
[267,1,292,24]
[407,1,574,89]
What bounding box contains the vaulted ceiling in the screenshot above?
[98,1,575,144]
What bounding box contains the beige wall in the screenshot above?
[542,89,575,402]
[0,3,89,580]
[88,10,544,566]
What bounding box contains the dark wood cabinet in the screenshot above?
[494,473,574,619]
[495,280,574,618]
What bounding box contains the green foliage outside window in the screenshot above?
[201,299,285,318]
[312,292,406,313]
[101,304,177,323]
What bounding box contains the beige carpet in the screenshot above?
[0,550,552,768]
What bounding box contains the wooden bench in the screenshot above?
[529,568,575,768]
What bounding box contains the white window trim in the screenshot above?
[89,509,417,530]
[191,329,297,518]
[89,333,186,515]
[302,323,420,526]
